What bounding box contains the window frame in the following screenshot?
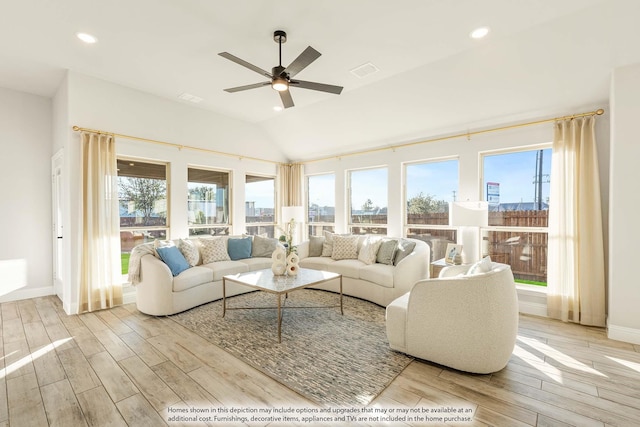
[244,172,276,237]
[479,144,552,289]
[117,157,170,280]
[306,173,336,237]
[347,166,388,235]
[402,157,459,245]
[187,166,232,237]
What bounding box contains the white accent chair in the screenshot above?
[385,262,518,374]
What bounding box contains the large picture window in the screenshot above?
[117,159,168,274]
[307,174,335,236]
[245,174,275,237]
[348,167,387,234]
[481,147,551,286]
[404,159,459,261]
[188,167,230,236]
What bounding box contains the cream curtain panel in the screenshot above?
[79,132,123,313]
[279,163,304,207]
[547,116,605,326]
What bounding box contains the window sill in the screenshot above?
[516,283,547,295]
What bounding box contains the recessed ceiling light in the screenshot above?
[470,27,490,39]
[273,106,283,112]
[76,32,98,44]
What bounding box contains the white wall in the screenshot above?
[608,62,640,344]
[58,72,280,313]
[0,86,53,302]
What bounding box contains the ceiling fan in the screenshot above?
[218,30,343,109]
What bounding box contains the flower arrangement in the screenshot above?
[278,217,298,256]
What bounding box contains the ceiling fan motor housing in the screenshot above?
[273,30,287,43]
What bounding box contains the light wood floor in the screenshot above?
[1,295,640,426]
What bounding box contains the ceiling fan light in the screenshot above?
[272,77,289,92]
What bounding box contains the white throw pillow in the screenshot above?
[179,238,200,267]
[467,256,493,276]
[358,235,383,265]
[331,235,360,260]
[321,230,335,257]
[200,237,231,264]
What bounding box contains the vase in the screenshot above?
[271,245,287,276]
[286,252,300,276]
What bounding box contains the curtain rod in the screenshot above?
[73,107,603,166]
[301,108,605,164]
[71,125,281,165]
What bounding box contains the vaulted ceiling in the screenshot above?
[1,0,638,161]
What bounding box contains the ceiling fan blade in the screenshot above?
[218,52,272,78]
[284,46,321,78]
[290,79,343,95]
[223,82,271,93]
[279,90,294,109]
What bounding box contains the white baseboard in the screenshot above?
[518,300,548,317]
[0,285,55,303]
[608,324,640,345]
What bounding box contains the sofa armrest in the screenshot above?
[135,254,176,315]
[392,239,430,295]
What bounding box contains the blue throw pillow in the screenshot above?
[156,245,191,276]
[228,237,252,260]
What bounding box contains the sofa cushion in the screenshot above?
[239,257,273,270]
[321,230,336,257]
[394,239,417,265]
[200,237,231,263]
[376,239,398,265]
[327,259,364,279]
[173,266,214,292]
[201,260,249,282]
[331,235,360,260]
[309,235,325,257]
[228,237,252,260]
[251,235,278,257]
[358,235,383,265]
[359,263,394,288]
[299,256,335,271]
[179,238,200,267]
[156,246,191,276]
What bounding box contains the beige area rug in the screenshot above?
[169,289,413,407]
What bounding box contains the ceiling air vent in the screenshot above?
[350,62,379,78]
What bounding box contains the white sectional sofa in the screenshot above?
[297,235,430,307]
[132,233,430,315]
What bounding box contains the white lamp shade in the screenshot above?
[449,201,489,227]
[282,206,305,223]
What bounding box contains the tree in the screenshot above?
[118,177,166,226]
[407,192,447,214]
[362,198,374,212]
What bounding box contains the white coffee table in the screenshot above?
[222,268,343,342]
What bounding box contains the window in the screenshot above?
[307,174,335,236]
[245,174,275,237]
[481,147,551,286]
[404,159,459,262]
[117,159,168,275]
[348,167,387,234]
[188,167,230,236]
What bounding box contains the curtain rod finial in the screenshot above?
[73,125,80,131]
[596,109,604,115]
